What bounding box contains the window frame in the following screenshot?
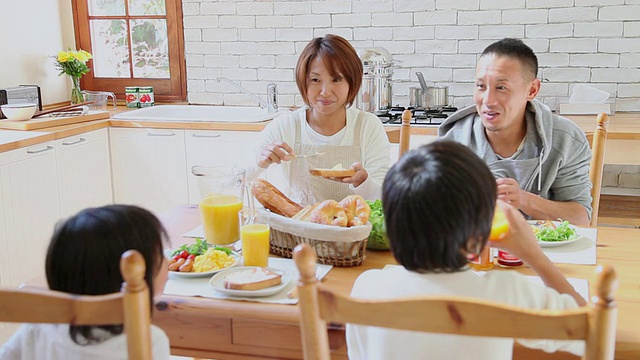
[70,0,186,102]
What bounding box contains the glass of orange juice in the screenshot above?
[192,166,246,245]
[239,208,270,267]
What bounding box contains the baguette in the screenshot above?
[251,178,303,218]
[223,267,282,290]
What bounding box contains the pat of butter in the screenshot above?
[331,163,345,170]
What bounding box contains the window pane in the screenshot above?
[130,19,170,79]
[90,19,131,78]
[88,0,125,16]
[128,0,166,16]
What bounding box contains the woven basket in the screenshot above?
[269,213,372,267]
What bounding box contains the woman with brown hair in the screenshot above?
[254,34,390,205]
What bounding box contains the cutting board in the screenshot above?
[0,111,110,130]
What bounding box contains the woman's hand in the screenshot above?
[326,162,368,188]
[257,141,294,168]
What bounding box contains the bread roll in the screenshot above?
[223,267,282,290]
[251,178,303,218]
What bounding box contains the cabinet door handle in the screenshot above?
[27,145,54,154]
[191,133,221,138]
[62,137,86,146]
[147,131,176,137]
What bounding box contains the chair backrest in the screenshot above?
[397,109,412,161]
[0,250,152,360]
[588,113,608,227]
[293,243,618,360]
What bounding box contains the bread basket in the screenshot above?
[268,213,372,266]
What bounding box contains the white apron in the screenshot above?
[288,111,364,205]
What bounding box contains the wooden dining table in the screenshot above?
[156,205,640,360]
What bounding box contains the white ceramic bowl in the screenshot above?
[1,103,37,121]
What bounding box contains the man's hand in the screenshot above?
[496,178,527,208]
[496,178,590,226]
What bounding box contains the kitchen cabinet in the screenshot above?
[109,128,188,214]
[0,141,60,289]
[55,128,113,219]
[390,134,437,162]
[185,130,268,204]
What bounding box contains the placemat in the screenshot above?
[163,258,332,305]
[541,227,597,265]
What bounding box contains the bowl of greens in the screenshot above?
[365,199,390,250]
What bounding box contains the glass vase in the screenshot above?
[70,76,84,105]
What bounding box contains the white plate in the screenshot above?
[167,250,240,278]
[209,266,292,297]
[528,221,582,247]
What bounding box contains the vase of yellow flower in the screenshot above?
[54,49,93,105]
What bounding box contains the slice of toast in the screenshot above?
[309,168,356,177]
[309,163,356,178]
[223,268,282,290]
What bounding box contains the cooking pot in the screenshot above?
[355,47,393,115]
[423,86,449,108]
[409,87,422,107]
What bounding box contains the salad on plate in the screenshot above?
[530,220,580,246]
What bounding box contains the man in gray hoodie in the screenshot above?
[438,38,592,225]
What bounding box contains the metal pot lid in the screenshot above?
[357,47,393,66]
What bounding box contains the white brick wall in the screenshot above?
[184,1,640,111]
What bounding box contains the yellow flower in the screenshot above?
[72,50,92,62]
[57,51,72,63]
[54,48,93,78]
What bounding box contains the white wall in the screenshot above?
[0,0,76,105]
[182,0,640,112]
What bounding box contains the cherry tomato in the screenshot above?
[179,250,189,259]
[187,254,196,260]
[172,254,182,261]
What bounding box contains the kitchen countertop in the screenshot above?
[1,105,638,154]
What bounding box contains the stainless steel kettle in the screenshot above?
[355,47,393,116]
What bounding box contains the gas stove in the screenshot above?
[377,106,458,126]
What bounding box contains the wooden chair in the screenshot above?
[397,109,412,160]
[0,250,153,360]
[588,113,608,227]
[293,243,618,360]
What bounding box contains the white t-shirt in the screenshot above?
[0,323,170,360]
[252,107,390,200]
[347,266,585,360]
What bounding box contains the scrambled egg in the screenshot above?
[192,248,235,272]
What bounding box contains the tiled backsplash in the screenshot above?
[183,1,640,111]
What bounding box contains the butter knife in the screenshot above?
[295,151,326,159]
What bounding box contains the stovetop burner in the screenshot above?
[378,106,458,126]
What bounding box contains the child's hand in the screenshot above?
[489,200,541,263]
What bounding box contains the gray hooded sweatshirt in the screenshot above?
[438,99,592,218]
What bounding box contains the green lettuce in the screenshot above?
[365,199,390,250]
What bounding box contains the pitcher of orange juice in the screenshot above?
[192,166,246,245]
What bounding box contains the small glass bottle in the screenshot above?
[468,246,493,270]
